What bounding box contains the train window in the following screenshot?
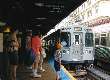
[95,33,100,45]
[85,33,93,47]
[61,32,71,47]
[75,35,79,45]
[101,34,107,37]
[101,37,107,46]
[95,33,100,38]
[95,38,100,45]
[100,33,107,46]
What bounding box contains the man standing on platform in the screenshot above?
[31,32,42,78]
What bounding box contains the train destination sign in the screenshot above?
[74,27,82,31]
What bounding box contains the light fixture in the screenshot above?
[34,3,44,7]
[35,17,47,20]
[4,27,11,32]
[35,24,41,26]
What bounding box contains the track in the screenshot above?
[68,66,110,80]
[87,67,110,80]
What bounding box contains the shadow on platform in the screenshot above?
[17,62,56,80]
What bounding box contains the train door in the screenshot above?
[83,32,94,61]
[72,33,83,61]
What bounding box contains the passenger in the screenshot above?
[25,30,33,69]
[17,32,22,65]
[8,29,19,80]
[39,45,46,72]
[31,32,42,78]
[54,41,62,80]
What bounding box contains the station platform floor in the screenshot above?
[17,62,56,80]
[17,60,76,80]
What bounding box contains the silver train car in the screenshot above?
[43,23,95,68]
[60,24,94,65]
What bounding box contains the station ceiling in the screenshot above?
[0,0,86,35]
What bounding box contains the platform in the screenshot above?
[17,62,56,80]
[16,59,77,80]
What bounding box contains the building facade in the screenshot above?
[68,0,110,47]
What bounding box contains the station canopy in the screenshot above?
[0,0,86,35]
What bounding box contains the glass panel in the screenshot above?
[101,37,106,46]
[95,33,100,38]
[61,32,71,47]
[85,33,93,47]
[75,35,79,45]
[95,38,100,45]
[101,34,106,37]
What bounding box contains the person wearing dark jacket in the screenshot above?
[54,41,62,80]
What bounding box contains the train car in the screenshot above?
[59,24,94,67]
[43,23,95,70]
[93,32,110,73]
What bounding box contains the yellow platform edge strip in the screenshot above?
[61,65,77,80]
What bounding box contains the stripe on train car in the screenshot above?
[48,59,76,80]
[61,65,77,80]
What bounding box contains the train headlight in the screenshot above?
[63,50,66,53]
[62,50,66,54]
[62,50,70,54]
[85,50,88,53]
[67,50,70,54]
[89,50,92,54]
[85,50,92,54]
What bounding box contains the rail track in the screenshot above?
[68,66,110,80]
[87,67,110,80]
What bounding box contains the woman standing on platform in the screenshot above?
[39,45,46,72]
[8,29,19,80]
[25,30,33,68]
[54,41,62,80]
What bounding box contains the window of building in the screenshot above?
[87,0,91,5]
[80,14,84,20]
[95,4,99,14]
[77,8,79,13]
[81,3,85,10]
[87,10,92,18]
[82,15,84,20]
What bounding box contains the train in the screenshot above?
[43,23,95,70]
[93,32,110,73]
